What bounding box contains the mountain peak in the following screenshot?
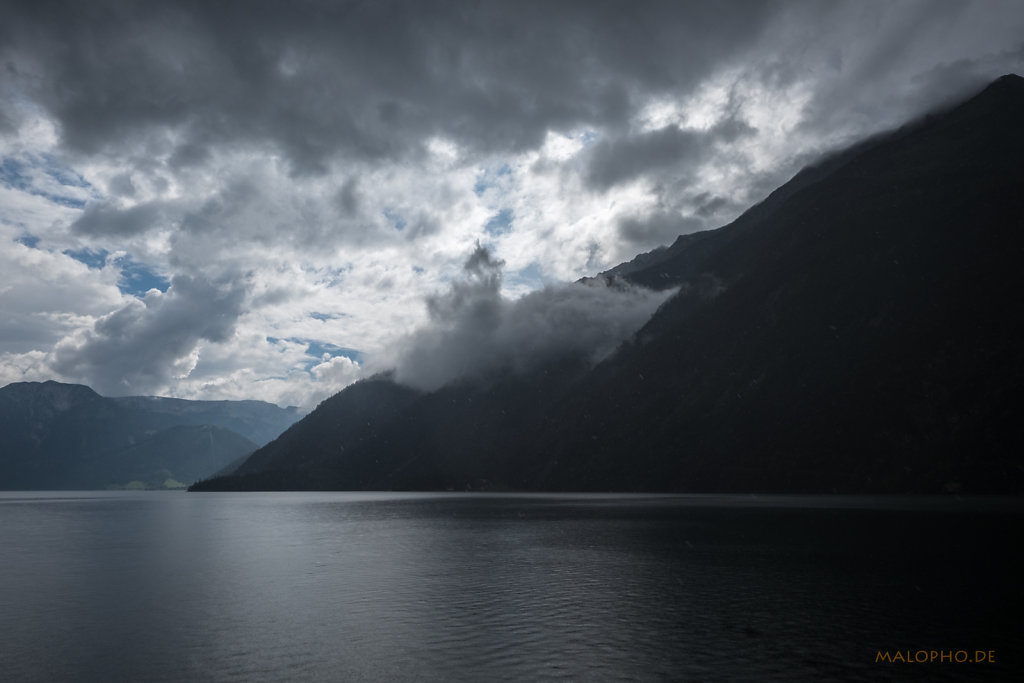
[987,73,1023,88]
[0,380,101,410]
[968,73,1024,105]
[0,380,300,489]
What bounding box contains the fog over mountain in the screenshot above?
[2,0,1022,409]
[195,75,1024,495]
[390,244,675,391]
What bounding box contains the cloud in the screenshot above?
[2,0,1022,408]
[390,245,674,391]
[618,211,706,247]
[584,115,757,191]
[71,199,167,237]
[50,273,248,395]
[0,0,784,172]
[2,1,1019,190]
[585,126,708,191]
[0,230,124,354]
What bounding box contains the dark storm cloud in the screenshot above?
[106,173,136,198]
[584,115,756,191]
[618,211,706,246]
[71,200,167,237]
[2,0,1017,183]
[0,0,782,171]
[585,126,708,191]
[693,193,731,218]
[51,273,248,395]
[615,182,751,245]
[392,245,674,391]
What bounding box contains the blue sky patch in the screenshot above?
[309,311,348,321]
[15,234,40,248]
[42,155,91,188]
[63,247,170,296]
[117,257,170,296]
[52,196,88,210]
[484,208,514,236]
[305,341,363,363]
[383,207,406,231]
[0,156,31,191]
[473,163,512,196]
[0,154,91,209]
[266,336,363,370]
[64,247,110,269]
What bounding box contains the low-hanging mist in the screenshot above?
[390,245,675,392]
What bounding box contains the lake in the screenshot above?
[0,492,1020,682]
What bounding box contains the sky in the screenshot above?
[1,0,1022,410]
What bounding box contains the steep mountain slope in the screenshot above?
[200,358,592,491]
[0,381,300,489]
[195,75,1024,494]
[533,73,1024,493]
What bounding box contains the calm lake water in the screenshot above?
[0,492,1020,682]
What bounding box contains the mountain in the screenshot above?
[194,74,1024,494]
[0,381,301,489]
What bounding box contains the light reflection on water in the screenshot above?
[0,492,1020,682]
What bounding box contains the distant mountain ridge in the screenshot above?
[0,380,300,489]
[194,74,1024,494]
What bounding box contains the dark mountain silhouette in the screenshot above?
[194,74,1024,494]
[0,380,300,489]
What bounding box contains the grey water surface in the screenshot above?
[0,491,1020,682]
